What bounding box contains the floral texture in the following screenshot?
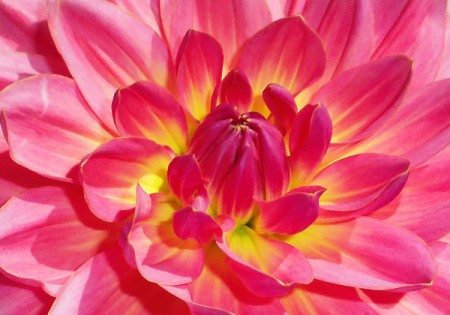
[0,0,449,314]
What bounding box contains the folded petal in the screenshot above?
[288,217,436,290]
[0,273,53,315]
[81,137,173,222]
[113,81,187,154]
[176,30,223,121]
[48,0,174,130]
[220,69,253,113]
[173,207,220,245]
[50,246,190,315]
[0,186,118,295]
[262,84,297,135]
[0,75,112,182]
[312,56,412,144]
[311,154,409,221]
[128,187,204,285]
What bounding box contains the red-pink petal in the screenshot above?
[0,186,117,295]
[176,30,223,121]
[173,207,220,245]
[50,246,190,315]
[48,0,174,131]
[0,75,112,182]
[129,187,204,285]
[112,81,188,154]
[220,69,253,113]
[0,273,53,315]
[263,84,297,135]
[312,56,412,144]
[81,137,173,222]
[289,103,332,185]
[288,217,436,290]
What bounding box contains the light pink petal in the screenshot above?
[281,281,376,315]
[436,16,450,80]
[168,155,209,211]
[237,16,326,107]
[255,187,324,235]
[352,78,450,167]
[0,75,112,182]
[288,217,436,290]
[50,246,190,315]
[264,0,306,19]
[112,81,188,154]
[219,69,253,113]
[173,207,220,245]
[0,186,118,295]
[289,103,332,186]
[217,225,313,297]
[371,0,446,88]
[128,187,204,285]
[176,30,223,121]
[81,137,173,222]
[311,154,409,221]
[160,0,272,68]
[263,84,297,135]
[0,273,53,315]
[48,0,174,131]
[312,56,412,144]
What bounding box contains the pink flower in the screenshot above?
[0,0,449,314]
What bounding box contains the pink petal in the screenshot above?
[219,69,253,113]
[48,0,174,131]
[128,187,204,285]
[168,155,209,211]
[81,137,173,222]
[160,0,272,69]
[112,81,188,154]
[288,217,436,290]
[264,0,306,19]
[262,84,297,135]
[217,225,313,297]
[311,154,409,221]
[255,187,323,235]
[352,78,450,167]
[436,16,450,80]
[0,186,118,295]
[173,207,220,245]
[0,273,53,315]
[371,0,447,88]
[0,75,112,182]
[50,246,190,315]
[237,16,326,108]
[312,56,412,144]
[176,30,223,121]
[289,103,332,185]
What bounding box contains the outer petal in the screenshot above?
[81,137,173,222]
[287,217,436,290]
[312,56,412,144]
[128,187,204,285]
[113,81,187,154]
[50,246,190,315]
[0,186,118,296]
[48,0,174,130]
[0,75,112,182]
[311,154,409,221]
[237,16,326,112]
[176,30,223,121]
[0,273,53,315]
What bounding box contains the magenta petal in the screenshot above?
[220,69,253,113]
[262,84,297,135]
[173,207,220,245]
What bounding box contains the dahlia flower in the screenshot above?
[0,0,449,314]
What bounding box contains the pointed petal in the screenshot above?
[113,81,187,154]
[237,16,326,106]
[217,225,313,297]
[48,0,174,130]
[288,217,436,290]
[220,69,253,113]
[0,75,112,182]
[289,103,332,186]
[81,137,173,222]
[0,273,53,315]
[263,84,297,135]
[173,207,220,245]
[176,30,223,121]
[128,188,204,285]
[0,187,117,295]
[312,56,412,144]
[311,154,409,221]
[50,246,190,315]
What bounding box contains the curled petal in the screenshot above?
[263,84,297,135]
[173,207,220,245]
[220,69,253,113]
